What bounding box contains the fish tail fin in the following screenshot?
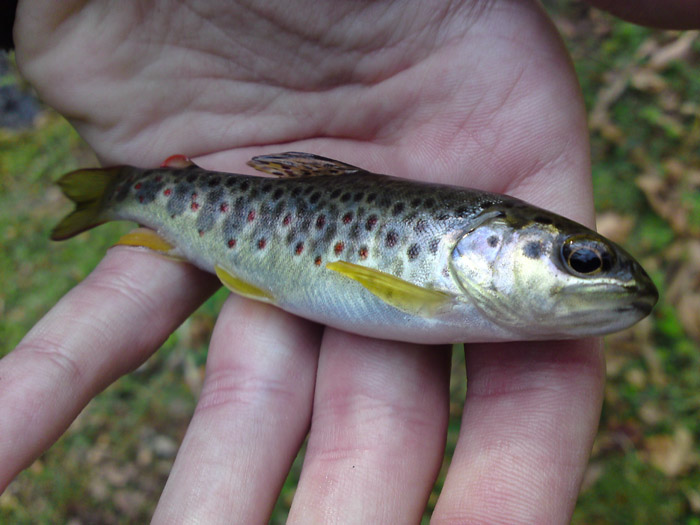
[51,167,121,240]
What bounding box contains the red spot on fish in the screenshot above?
[334,242,345,255]
[295,242,304,255]
[163,188,172,196]
[247,210,256,222]
[134,183,142,190]
[220,203,229,213]
[366,215,378,231]
[316,215,326,229]
[283,214,292,226]
[314,256,322,266]
[227,239,236,248]
[342,212,353,224]
[258,238,266,250]
[191,202,199,211]
[359,246,369,260]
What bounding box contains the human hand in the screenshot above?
[4,1,693,522]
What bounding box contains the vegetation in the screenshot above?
[1,4,699,522]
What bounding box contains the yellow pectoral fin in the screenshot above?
[215,265,275,303]
[115,228,186,261]
[326,260,453,317]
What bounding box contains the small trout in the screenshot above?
[52,152,658,343]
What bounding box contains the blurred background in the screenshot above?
[1,2,699,523]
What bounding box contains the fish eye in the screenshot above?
[561,237,614,276]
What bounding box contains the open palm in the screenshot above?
[4,0,675,522]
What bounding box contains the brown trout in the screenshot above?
[51,152,658,343]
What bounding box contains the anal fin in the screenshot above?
[115,228,185,261]
[215,265,275,303]
[247,152,363,178]
[326,260,453,317]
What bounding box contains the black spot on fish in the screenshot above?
[322,224,337,243]
[424,198,435,209]
[392,202,405,216]
[407,244,420,260]
[428,238,440,254]
[330,189,342,199]
[262,182,273,193]
[385,231,399,248]
[291,186,302,197]
[224,177,237,187]
[186,174,197,184]
[524,241,543,259]
[340,192,351,202]
[353,192,364,202]
[455,205,470,216]
[435,213,451,221]
[535,215,553,225]
[304,186,314,195]
[272,188,284,200]
[310,192,321,204]
[240,180,250,192]
[411,198,422,207]
[481,200,493,209]
[207,177,221,187]
[415,219,428,233]
[487,235,499,248]
[367,193,377,204]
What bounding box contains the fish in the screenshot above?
[51,152,658,343]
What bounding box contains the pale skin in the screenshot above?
[2,1,696,523]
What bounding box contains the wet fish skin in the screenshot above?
[50,152,658,343]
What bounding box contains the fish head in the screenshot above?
[449,208,658,338]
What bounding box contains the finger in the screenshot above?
[152,296,322,524]
[432,339,605,524]
[0,247,219,491]
[287,330,451,524]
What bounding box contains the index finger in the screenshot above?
[433,339,604,524]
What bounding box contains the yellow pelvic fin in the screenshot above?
[326,260,454,317]
[51,166,122,241]
[247,152,363,178]
[115,228,185,262]
[215,265,275,303]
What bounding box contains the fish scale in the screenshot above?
[50,152,658,343]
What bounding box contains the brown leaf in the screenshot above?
[596,212,635,244]
[643,427,697,477]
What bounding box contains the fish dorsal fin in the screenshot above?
[215,265,275,303]
[161,154,195,168]
[326,260,454,317]
[247,152,363,178]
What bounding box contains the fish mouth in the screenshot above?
[561,278,659,315]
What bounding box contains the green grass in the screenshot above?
[3,5,700,522]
